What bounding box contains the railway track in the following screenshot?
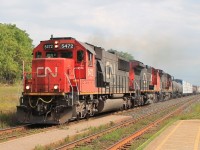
[0,124,30,136]
[0,124,38,142]
[53,95,199,150]
[106,99,195,150]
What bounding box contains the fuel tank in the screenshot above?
[97,98,124,113]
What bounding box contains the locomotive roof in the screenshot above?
[40,36,96,55]
[50,37,74,40]
[79,42,96,54]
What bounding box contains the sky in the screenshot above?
[1,0,200,85]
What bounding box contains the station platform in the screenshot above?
[144,120,200,150]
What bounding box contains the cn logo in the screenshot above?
[37,67,58,77]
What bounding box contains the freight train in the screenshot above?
[17,36,200,124]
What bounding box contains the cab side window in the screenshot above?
[77,50,84,62]
[61,51,73,58]
[88,51,93,66]
[35,52,42,58]
[46,52,57,58]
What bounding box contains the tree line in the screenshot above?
[0,23,33,84]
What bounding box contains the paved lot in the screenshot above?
[145,120,200,150]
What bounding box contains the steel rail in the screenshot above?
[0,124,31,136]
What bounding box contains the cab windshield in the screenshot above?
[61,51,73,58]
[46,52,57,58]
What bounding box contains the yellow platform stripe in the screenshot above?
[194,126,200,150]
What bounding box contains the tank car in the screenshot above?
[172,80,183,98]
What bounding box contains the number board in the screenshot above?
[44,44,54,50]
[60,43,74,49]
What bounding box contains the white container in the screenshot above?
[182,80,193,94]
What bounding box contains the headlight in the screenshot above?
[54,85,58,90]
[26,85,30,90]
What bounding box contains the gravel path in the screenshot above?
[0,115,132,150]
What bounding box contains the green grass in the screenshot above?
[0,84,22,128]
[0,84,22,111]
[179,103,200,120]
[34,145,46,150]
[0,111,18,128]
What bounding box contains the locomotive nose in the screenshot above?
[29,58,74,93]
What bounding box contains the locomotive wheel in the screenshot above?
[159,94,164,102]
[89,110,95,117]
[85,113,90,120]
[153,94,158,103]
[76,113,81,121]
[123,104,127,110]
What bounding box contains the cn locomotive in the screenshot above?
[17,36,199,124]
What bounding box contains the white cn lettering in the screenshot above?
[37,67,58,77]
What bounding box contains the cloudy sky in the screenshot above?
[1,0,200,85]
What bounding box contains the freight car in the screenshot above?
[174,79,193,96]
[172,80,183,98]
[16,36,196,124]
[192,85,200,95]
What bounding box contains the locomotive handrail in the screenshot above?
[73,67,80,96]
[134,80,140,90]
[65,73,74,106]
[29,97,53,108]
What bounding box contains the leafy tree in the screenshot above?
[107,49,134,60]
[0,24,33,84]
